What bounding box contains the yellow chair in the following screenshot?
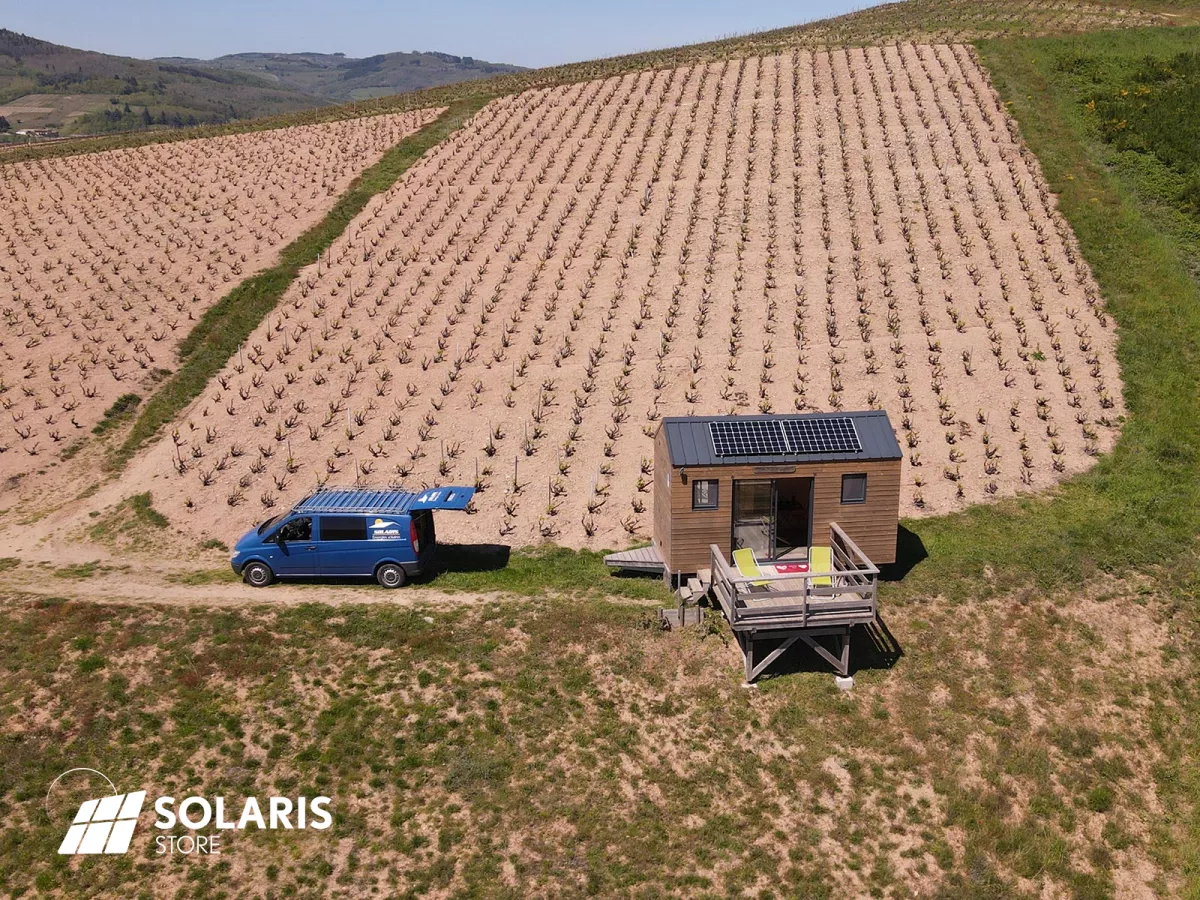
[809,546,833,586]
[732,548,771,588]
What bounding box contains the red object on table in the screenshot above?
[772,562,809,574]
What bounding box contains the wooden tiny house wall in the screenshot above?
[652,426,901,574]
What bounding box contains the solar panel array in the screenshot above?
[708,417,862,457]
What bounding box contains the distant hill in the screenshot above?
[156,51,526,102]
[0,30,521,138]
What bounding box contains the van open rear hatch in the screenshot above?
[406,487,475,511]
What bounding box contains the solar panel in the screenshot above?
[782,417,862,454]
[709,419,789,457]
[708,417,864,457]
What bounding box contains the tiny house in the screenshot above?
[651,411,902,574]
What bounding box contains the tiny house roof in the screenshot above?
[660,410,902,467]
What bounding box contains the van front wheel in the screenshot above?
[243,562,274,587]
[376,563,406,589]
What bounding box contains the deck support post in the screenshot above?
[737,626,853,682]
[796,628,851,678]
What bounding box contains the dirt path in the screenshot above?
[0,551,508,609]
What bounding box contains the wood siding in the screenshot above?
[652,429,672,567]
[655,449,901,572]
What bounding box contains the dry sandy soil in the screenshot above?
[0,108,440,484]
[102,44,1121,552]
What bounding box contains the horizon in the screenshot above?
[6,0,879,69]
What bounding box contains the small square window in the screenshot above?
[841,473,867,504]
[692,479,719,510]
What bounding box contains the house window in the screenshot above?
[841,473,867,504]
[692,479,719,510]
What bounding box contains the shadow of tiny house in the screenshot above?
[652,410,902,574]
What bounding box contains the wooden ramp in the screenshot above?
[603,545,666,574]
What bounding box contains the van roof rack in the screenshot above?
[289,485,476,516]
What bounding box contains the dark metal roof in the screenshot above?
[660,410,902,467]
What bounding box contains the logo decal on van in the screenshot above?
[369,518,401,540]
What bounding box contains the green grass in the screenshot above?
[90,392,141,436]
[52,561,119,579]
[86,492,169,544]
[113,97,490,468]
[166,568,240,586]
[129,492,169,528]
[424,544,666,601]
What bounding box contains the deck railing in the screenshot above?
[708,522,879,629]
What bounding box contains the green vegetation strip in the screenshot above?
[888,27,1200,601]
[114,96,491,469]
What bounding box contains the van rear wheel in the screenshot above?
[243,562,273,587]
[376,563,406,589]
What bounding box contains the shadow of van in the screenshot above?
[247,543,512,589]
[415,543,512,579]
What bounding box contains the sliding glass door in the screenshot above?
[732,480,775,558]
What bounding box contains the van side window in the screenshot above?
[319,516,368,541]
[278,517,312,542]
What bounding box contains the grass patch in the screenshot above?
[90,392,141,436]
[53,562,107,579]
[87,492,170,544]
[423,544,666,602]
[113,97,491,468]
[0,558,18,573]
[129,492,169,529]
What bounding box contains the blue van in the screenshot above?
[230,486,475,588]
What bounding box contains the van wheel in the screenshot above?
[376,563,406,589]
[243,562,274,587]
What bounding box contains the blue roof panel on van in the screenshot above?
[291,486,476,516]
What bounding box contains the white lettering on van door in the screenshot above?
[368,518,402,541]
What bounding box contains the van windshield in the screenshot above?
[256,515,281,535]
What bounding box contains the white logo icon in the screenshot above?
[58,790,146,855]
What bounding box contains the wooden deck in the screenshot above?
[708,523,880,682]
[603,544,666,573]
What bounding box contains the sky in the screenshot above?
[6,0,876,68]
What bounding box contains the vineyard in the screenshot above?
[123,44,1124,549]
[0,109,440,484]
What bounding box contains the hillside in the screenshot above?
[155,50,525,102]
[6,1,1200,897]
[0,29,325,136]
[0,29,517,137]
